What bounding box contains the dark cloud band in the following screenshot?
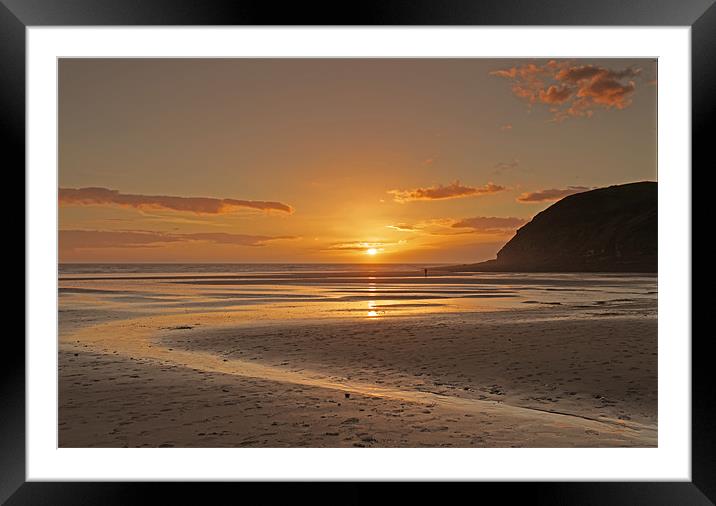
[389,181,504,203]
[60,229,297,252]
[59,187,294,214]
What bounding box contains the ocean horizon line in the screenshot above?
[58,261,454,266]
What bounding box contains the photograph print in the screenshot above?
[58,58,657,448]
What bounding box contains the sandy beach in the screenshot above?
[59,266,657,447]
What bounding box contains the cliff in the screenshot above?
[452,181,657,273]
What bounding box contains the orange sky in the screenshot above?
[59,58,657,263]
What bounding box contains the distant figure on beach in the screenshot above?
[424,268,428,277]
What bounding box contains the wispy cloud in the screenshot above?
[325,240,406,252]
[386,223,419,232]
[491,60,643,121]
[492,159,521,175]
[59,187,294,214]
[177,232,298,245]
[60,229,297,252]
[385,217,526,236]
[517,186,591,203]
[388,181,505,203]
[451,216,527,231]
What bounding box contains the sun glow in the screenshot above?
[366,248,378,256]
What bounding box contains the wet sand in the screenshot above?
[59,269,657,447]
[59,311,656,447]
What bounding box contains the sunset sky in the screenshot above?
[59,58,657,263]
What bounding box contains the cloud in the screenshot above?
[386,223,419,232]
[385,217,523,236]
[556,65,639,84]
[492,159,520,175]
[178,232,298,245]
[451,216,527,231]
[326,241,389,252]
[539,85,572,104]
[388,181,505,203]
[516,186,591,203]
[60,230,182,251]
[59,187,294,214]
[59,229,297,251]
[325,240,408,252]
[491,60,643,120]
[386,220,444,235]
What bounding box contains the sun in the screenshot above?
[366,248,378,256]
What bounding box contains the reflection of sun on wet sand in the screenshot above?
[59,269,657,448]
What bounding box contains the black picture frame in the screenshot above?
[6,0,713,503]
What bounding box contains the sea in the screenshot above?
[58,263,658,327]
